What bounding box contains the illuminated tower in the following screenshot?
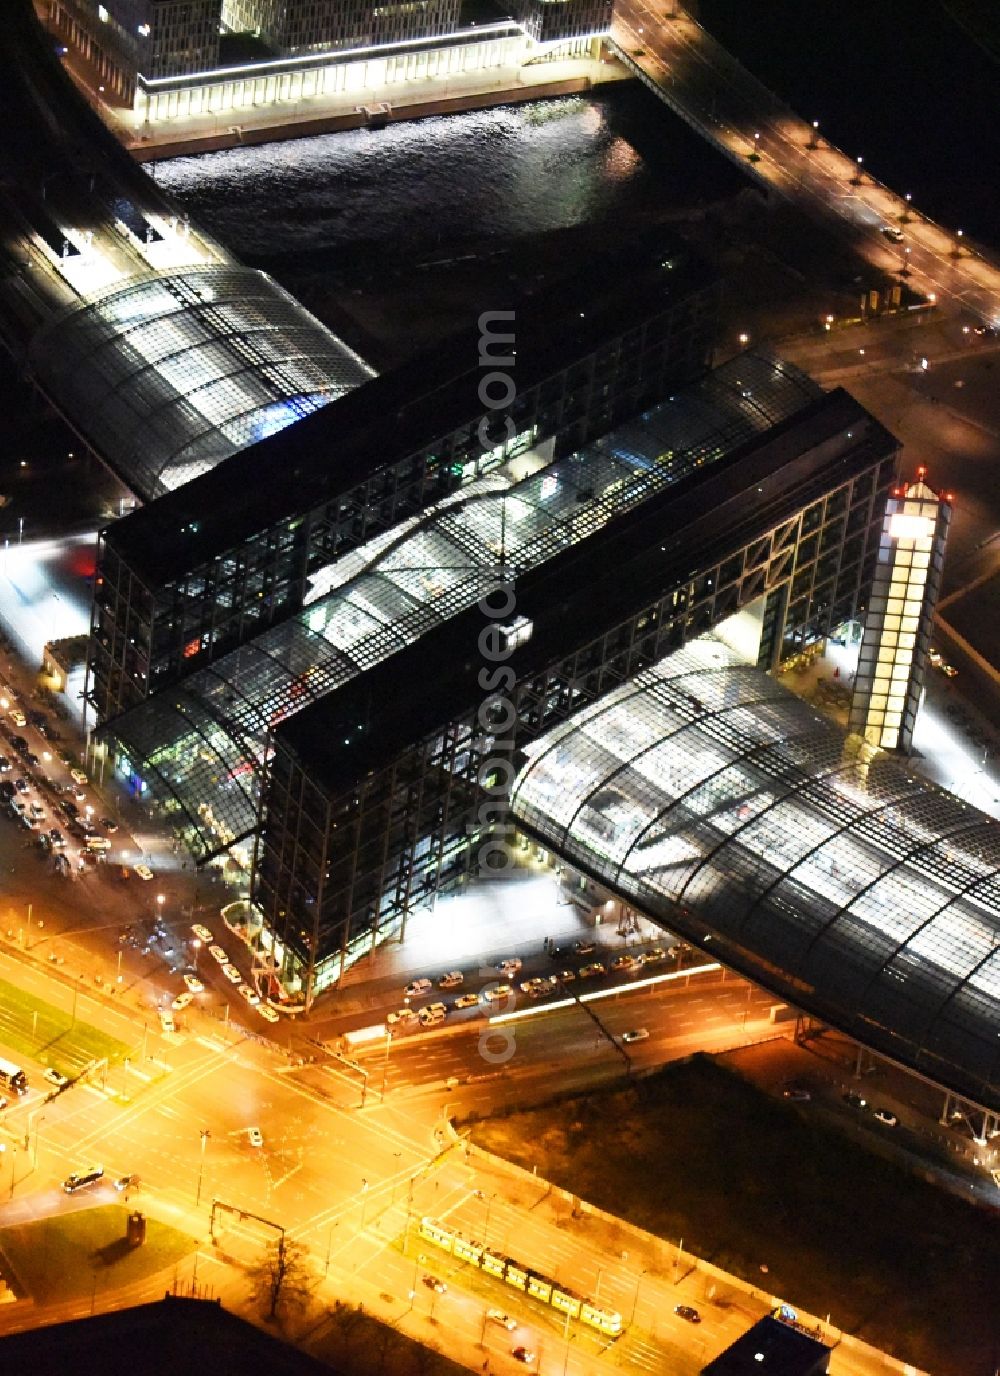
[849,468,951,753]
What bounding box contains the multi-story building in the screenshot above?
[511,0,612,46]
[253,380,898,1001]
[222,0,462,54]
[87,233,718,724]
[49,0,222,98]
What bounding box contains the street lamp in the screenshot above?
[901,191,913,223]
[807,119,820,150]
[852,156,863,185]
[380,1028,393,1101]
[359,1177,370,1233]
[953,228,964,257]
[195,1128,210,1206]
[629,1267,649,1327]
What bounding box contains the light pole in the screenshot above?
[380,1028,393,1101]
[195,1128,210,1206]
[901,191,913,223]
[807,119,819,150]
[359,1177,369,1233]
[483,1190,499,1241]
[852,155,863,186]
[629,1268,648,1327]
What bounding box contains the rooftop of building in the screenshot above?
[104,350,827,862]
[700,1315,830,1376]
[512,633,1000,1112]
[100,227,715,586]
[0,1296,334,1376]
[275,386,895,791]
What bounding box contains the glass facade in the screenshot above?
[103,351,823,864]
[88,253,718,722]
[512,635,1000,1111]
[29,265,374,501]
[251,383,895,999]
[849,472,951,753]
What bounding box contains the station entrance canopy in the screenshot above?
[28,265,374,500]
[511,637,1000,1111]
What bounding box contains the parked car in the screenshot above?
[8,709,26,728]
[453,993,480,1010]
[512,1347,535,1364]
[113,1174,138,1192]
[258,1005,280,1024]
[191,924,213,942]
[70,768,88,785]
[578,963,606,979]
[423,1275,447,1294]
[611,954,640,973]
[247,1127,264,1148]
[873,1108,898,1127]
[158,1009,176,1034]
[172,991,194,1011]
[674,1305,701,1324]
[438,971,463,989]
[43,1068,69,1089]
[418,1001,447,1026]
[573,941,596,956]
[388,1008,419,1027]
[482,983,513,1003]
[222,963,242,984]
[622,1028,649,1044]
[209,944,228,964]
[549,969,576,984]
[101,817,119,833]
[134,864,154,881]
[487,1309,517,1330]
[404,978,432,999]
[238,983,261,1006]
[498,957,522,976]
[183,973,204,994]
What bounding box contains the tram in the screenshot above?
[419,1216,622,1335]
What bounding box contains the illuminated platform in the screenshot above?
[512,636,1000,1111]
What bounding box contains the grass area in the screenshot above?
[0,975,132,1077]
[306,1300,473,1376]
[467,1055,1000,1376]
[0,1205,194,1305]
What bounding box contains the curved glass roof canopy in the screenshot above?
[28,265,374,499]
[512,637,1000,1111]
[104,352,822,862]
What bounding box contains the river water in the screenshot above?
[150,83,746,279]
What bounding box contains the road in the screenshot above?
[609,0,1000,327]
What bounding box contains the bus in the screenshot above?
[0,1057,28,1095]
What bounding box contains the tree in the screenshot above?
[249,1236,313,1322]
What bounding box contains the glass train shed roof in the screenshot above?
[28,265,374,500]
[512,637,1000,1111]
[104,352,822,862]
